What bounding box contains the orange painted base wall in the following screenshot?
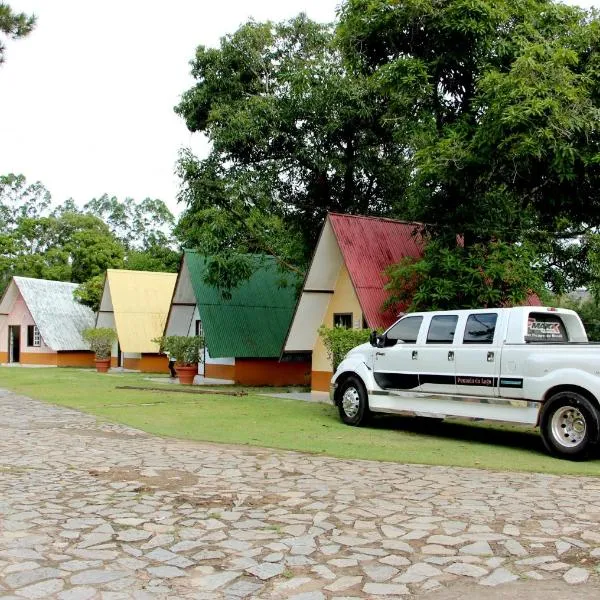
[6,351,95,368]
[140,354,169,374]
[122,354,169,373]
[312,370,333,392]
[57,351,95,368]
[235,359,311,386]
[0,351,8,363]
[20,352,57,366]
[204,363,236,381]
[122,357,140,370]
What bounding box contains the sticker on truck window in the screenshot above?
[526,313,568,342]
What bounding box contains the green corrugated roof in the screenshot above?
[185,251,300,358]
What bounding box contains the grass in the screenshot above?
[1,367,600,477]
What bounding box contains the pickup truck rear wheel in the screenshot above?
[337,376,370,426]
[540,392,599,460]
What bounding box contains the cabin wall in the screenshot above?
[311,264,363,392]
[0,294,57,364]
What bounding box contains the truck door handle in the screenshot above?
[448,351,454,361]
[375,352,385,357]
[487,351,495,362]
[412,350,418,360]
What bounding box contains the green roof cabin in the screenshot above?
[164,251,310,385]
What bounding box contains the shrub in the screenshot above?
[154,335,204,366]
[82,327,117,360]
[318,325,372,371]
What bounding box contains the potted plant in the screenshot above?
[82,327,117,373]
[154,335,203,385]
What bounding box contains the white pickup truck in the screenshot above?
[330,306,600,459]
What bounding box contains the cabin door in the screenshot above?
[8,326,21,363]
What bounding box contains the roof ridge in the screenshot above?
[328,212,424,227]
[107,269,177,276]
[13,276,78,287]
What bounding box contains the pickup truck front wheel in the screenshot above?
[540,392,599,460]
[337,376,370,426]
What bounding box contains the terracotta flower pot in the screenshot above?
[95,358,111,373]
[175,364,197,385]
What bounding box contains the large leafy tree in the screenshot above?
[175,14,409,289]
[0,3,35,64]
[0,175,178,302]
[338,0,600,307]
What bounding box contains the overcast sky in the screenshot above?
[0,0,596,215]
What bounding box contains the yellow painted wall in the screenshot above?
[312,263,362,376]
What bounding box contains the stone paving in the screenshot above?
[1,388,600,599]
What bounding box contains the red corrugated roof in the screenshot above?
[328,213,424,329]
[328,213,542,328]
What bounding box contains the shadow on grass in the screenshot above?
[366,413,543,453]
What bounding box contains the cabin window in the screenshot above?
[463,313,498,344]
[333,313,353,329]
[195,320,203,337]
[526,313,568,342]
[27,325,41,347]
[427,315,458,344]
[386,316,423,344]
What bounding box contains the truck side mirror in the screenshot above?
[369,330,378,346]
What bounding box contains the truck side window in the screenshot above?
[463,313,497,344]
[386,316,423,344]
[427,315,458,344]
[526,313,568,342]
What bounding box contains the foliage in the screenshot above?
[73,275,105,312]
[556,295,600,342]
[154,335,204,366]
[318,325,372,370]
[338,0,600,301]
[84,194,176,252]
[385,240,545,312]
[0,174,179,299]
[82,327,117,360]
[175,14,409,290]
[0,2,36,65]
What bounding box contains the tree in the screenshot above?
[175,14,410,289]
[73,274,105,312]
[385,240,545,312]
[338,0,600,306]
[84,194,180,274]
[0,3,36,65]
[0,175,126,292]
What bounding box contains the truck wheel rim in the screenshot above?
[551,406,587,448]
[342,387,360,418]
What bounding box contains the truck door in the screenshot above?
[373,315,423,391]
[454,312,502,397]
[417,315,459,396]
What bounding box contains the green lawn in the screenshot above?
[2,367,600,477]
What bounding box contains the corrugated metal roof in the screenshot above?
[328,213,424,329]
[13,277,95,351]
[185,252,300,358]
[105,269,177,353]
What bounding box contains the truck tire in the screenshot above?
[337,376,370,426]
[540,391,599,460]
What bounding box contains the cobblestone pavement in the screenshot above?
[1,389,600,599]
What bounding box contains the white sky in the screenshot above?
[0,0,596,215]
